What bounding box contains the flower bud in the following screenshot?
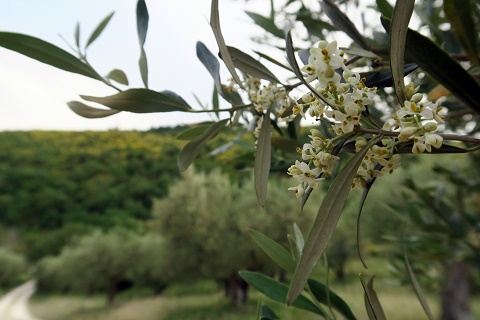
[410,93,423,103]
[423,122,437,132]
[398,127,417,141]
[404,82,420,100]
[324,67,335,79]
[355,136,367,152]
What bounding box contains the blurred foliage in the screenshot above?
[152,168,313,304]
[0,248,26,287]
[0,128,252,261]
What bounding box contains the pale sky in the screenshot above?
[0,0,271,131]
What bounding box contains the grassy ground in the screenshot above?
[29,258,480,319]
[29,281,480,320]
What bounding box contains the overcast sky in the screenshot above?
[0,0,272,131]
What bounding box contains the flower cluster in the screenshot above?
[288,40,385,195]
[287,129,339,198]
[394,83,446,154]
[297,41,377,135]
[351,136,401,188]
[246,77,296,118]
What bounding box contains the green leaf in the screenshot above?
[196,42,244,105]
[285,30,328,106]
[212,86,219,119]
[254,50,293,72]
[177,119,229,172]
[0,32,103,81]
[226,46,280,83]
[293,223,305,257]
[340,47,379,59]
[363,63,418,88]
[239,272,325,317]
[320,0,370,50]
[308,279,357,320]
[136,0,148,46]
[360,275,386,320]
[85,12,115,49]
[67,101,120,118]
[74,22,80,49]
[376,0,394,18]
[260,305,280,320]
[137,0,149,88]
[245,11,285,39]
[255,113,272,207]
[248,229,296,273]
[210,0,245,89]
[444,0,479,65]
[287,136,383,306]
[296,6,337,39]
[106,69,129,85]
[404,249,434,319]
[176,124,212,140]
[389,0,415,105]
[81,89,191,113]
[356,175,380,269]
[381,16,480,113]
[138,49,149,88]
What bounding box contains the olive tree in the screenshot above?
[0,248,26,287]
[152,168,312,306]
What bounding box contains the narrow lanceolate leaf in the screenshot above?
[389,0,415,106]
[404,249,434,320]
[136,0,149,88]
[239,272,325,317]
[86,12,115,49]
[0,32,103,81]
[260,305,280,320]
[293,223,305,257]
[210,0,245,89]
[255,113,271,207]
[136,0,148,46]
[254,50,293,72]
[287,136,383,306]
[226,46,280,83]
[81,89,191,113]
[443,0,479,65]
[245,11,285,39]
[248,229,296,273]
[139,49,149,88]
[364,63,418,88]
[177,119,229,172]
[360,275,386,320]
[308,279,357,320]
[67,101,120,118]
[106,69,129,85]
[376,0,394,18]
[340,47,379,59]
[356,175,379,269]
[381,16,480,113]
[320,0,370,50]
[196,42,243,105]
[176,124,212,140]
[285,30,328,106]
[74,22,80,49]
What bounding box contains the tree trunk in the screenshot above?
[107,279,117,307]
[223,274,249,308]
[334,265,346,282]
[441,261,473,320]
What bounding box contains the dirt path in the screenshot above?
[0,280,41,320]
